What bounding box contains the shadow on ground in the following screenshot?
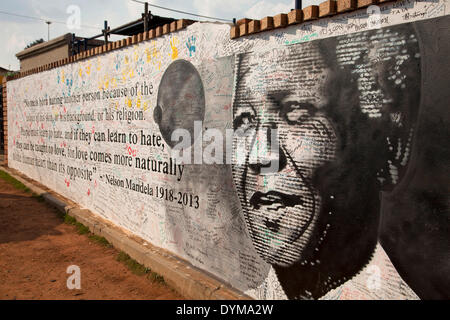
[0,192,63,244]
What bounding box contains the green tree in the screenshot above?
[24,38,44,49]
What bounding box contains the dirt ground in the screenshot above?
[0,175,183,300]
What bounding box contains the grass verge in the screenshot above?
[0,170,44,201]
[0,170,31,193]
[63,216,166,285]
[116,251,166,284]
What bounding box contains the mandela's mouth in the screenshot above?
[250,191,303,211]
[249,191,303,234]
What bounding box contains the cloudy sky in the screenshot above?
[1,0,321,71]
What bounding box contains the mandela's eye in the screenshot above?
[280,101,317,125]
[234,112,256,133]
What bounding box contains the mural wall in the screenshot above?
[6,0,450,299]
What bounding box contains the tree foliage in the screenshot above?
[25,38,44,49]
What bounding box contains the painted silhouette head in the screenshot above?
[154,59,205,148]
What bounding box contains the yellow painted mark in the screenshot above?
[169,37,179,60]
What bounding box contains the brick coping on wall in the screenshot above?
[5,0,400,81]
[231,0,396,38]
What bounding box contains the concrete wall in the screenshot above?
[5,0,450,299]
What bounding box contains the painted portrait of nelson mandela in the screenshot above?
[231,16,450,299]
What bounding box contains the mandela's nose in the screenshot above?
[264,218,280,233]
[248,125,287,175]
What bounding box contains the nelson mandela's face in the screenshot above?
[232,42,337,267]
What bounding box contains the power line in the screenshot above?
[0,9,102,30]
[129,0,233,23]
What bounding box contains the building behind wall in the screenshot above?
[15,14,175,73]
[15,34,104,72]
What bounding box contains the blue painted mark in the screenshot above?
[186,36,196,57]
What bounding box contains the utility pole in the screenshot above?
[46,21,52,41]
[142,2,151,32]
[102,20,110,44]
[295,0,302,10]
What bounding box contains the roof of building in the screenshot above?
[110,15,176,36]
[15,34,73,60]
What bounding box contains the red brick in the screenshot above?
[288,9,303,25]
[176,19,188,30]
[357,0,378,8]
[236,18,251,26]
[170,21,177,32]
[162,24,170,34]
[337,0,357,12]
[248,20,260,34]
[303,5,319,21]
[230,25,240,39]
[155,26,163,37]
[239,22,248,36]
[149,29,156,39]
[273,13,287,28]
[260,17,274,31]
[319,1,337,17]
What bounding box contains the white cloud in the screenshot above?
[126,0,143,21]
[192,0,253,20]
[7,33,28,55]
[245,1,292,19]
[2,21,37,70]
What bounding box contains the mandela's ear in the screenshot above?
[317,36,337,69]
[153,105,162,125]
[267,91,291,105]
